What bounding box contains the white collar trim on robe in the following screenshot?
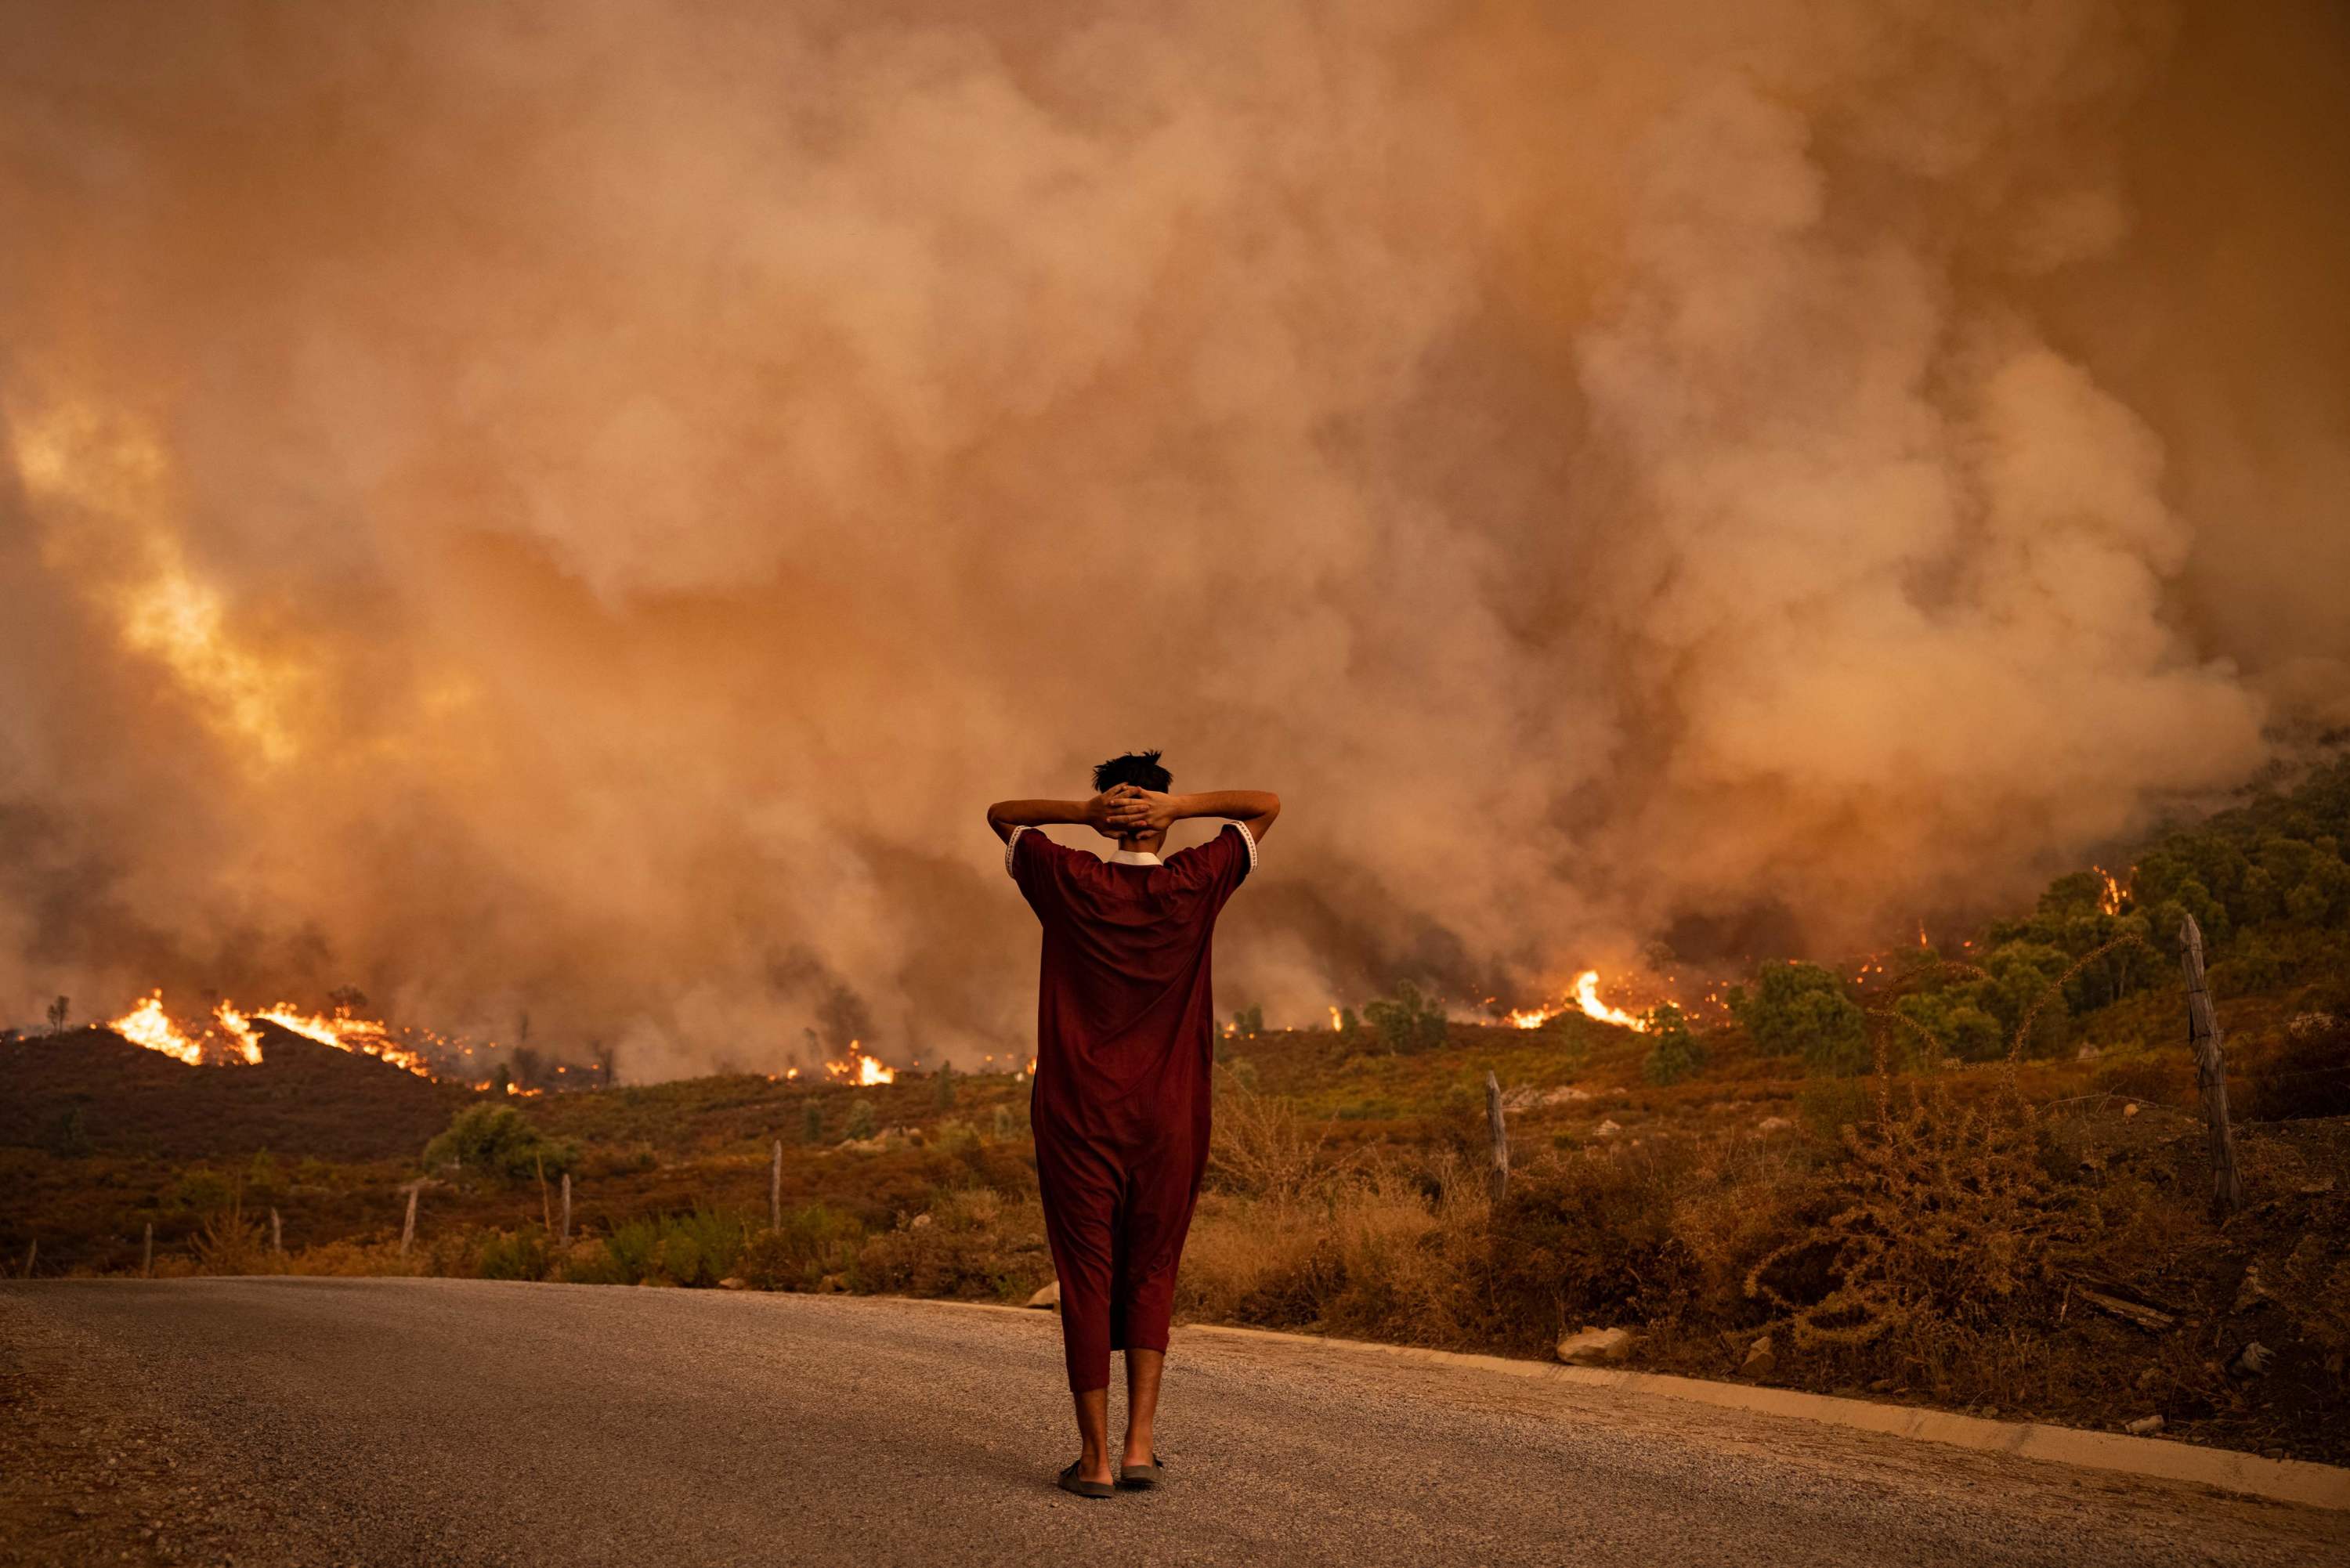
[1108,847,1163,865]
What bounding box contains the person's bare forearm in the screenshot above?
[1166,791,1279,825]
[986,797,1110,843]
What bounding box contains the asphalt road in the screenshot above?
[2,1279,2339,1567]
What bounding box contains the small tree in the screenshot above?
[1728,963,1867,1075]
[1640,1004,1705,1086]
[843,1100,877,1140]
[1363,981,1449,1054]
[935,1062,958,1109]
[45,996,69,1034]
[1336,1006,1358,1035]
[422,1104,577,1182]
[801,1100,825,1143]
[1231,1004,1264,1037]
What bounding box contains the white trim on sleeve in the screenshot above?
[1004,825,1029,876]
[1232,820,1258,873]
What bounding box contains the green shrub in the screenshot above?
[475,1228,549,1281]
[421,1103,577,1182]
[801,1101,825,1143]
[843,1100,877,1140]
[738,1202,867,1291]
[1890,994,2002,1064]
[1363,981,1449,1054]
[1640,1005,1705,1086]
[660,1206,750,1287]
[1729,963,1867,1074]
[601,1216,663,1283]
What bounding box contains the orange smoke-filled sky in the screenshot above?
[3,0,2345,1077]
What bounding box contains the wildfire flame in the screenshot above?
[1572,970,1649,1032]
[103,991,451,1077]
[210,1003,266,1065]
[109,993,206,1065]
[825,1042,895,1085]
[251,1005,437,1077]
[1501,970,1651,1033]
[1328,1005,1344,1031]
[107,993,277,1066]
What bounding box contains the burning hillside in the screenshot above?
[0,1023,472,1162]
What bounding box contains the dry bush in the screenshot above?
[1208,1066,1361,1202]
[1743,1075,2078,1389]
[1177,1153,1482,1342]
[1476,1134,1815,1353]
[281,1237,420,1277]
[187,1198,275,1276]
[856,1187,1051,1301]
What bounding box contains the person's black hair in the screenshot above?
[1093,749,1171,793]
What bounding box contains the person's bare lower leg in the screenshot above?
[1071,1386,1113,1484]
[1122,1349,1164,1468]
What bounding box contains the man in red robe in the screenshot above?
[988,751,1280,1498]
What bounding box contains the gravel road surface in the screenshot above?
[2,1279,2339,1567]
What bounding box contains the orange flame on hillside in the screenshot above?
[109,993,206,1065]
[1572,970,1649,1031]
[1500,970,1651,1033]
[251,1005,437,1077]
[2092,865,2131,917]
[104,991,446,1077]
[825,1042,895,1085]
[107,993,272,1066]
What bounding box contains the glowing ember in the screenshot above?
[2092,865,2131,917]
[1572,970,1649,1032]
[109,992,205,1065]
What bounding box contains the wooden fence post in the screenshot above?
[142,1222,154,1278]
[770,1140,783,1231]
[537,1154,552,1235]
[559,1173,572,1248]
[1484,1071,1509,1204]
[270,1207,283,1257]
[2178,913,2244,1215]
[400,1182,422,1259]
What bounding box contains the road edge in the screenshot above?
[893,1297,2350,1512]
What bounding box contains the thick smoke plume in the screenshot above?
[4,1,2345,1077]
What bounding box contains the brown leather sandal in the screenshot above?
[1117,1455,1164,1490]
[1058,1461,1113,1499]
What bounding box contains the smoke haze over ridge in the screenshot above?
[3,0,2345,1078]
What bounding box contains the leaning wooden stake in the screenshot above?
[142,1222,154,1278]
[270,1207,284,1257]
[1484,1070,1509,1204]
[2178,913,2244,1215]
[537,1154,552,1234]
[770,1140,783,1231]
[559,1173,572,1248]
[400,1182,422,1259]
